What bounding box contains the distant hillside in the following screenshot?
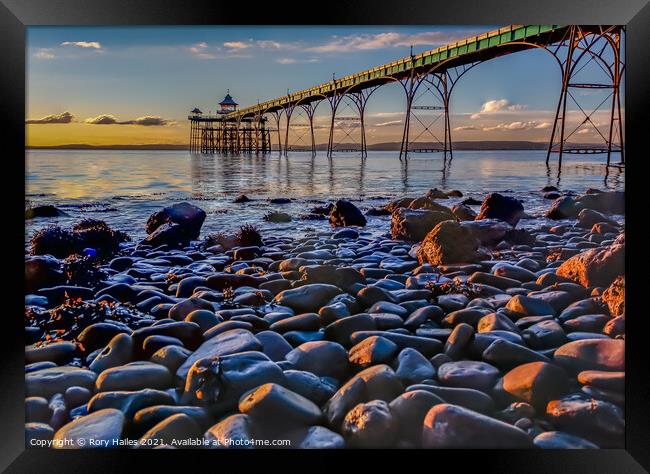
[27,141,561,151]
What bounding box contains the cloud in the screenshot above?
[26,111,74,124]
[275,57,320,64]
[224,41,251,50]
[84,114,170,126]
[482,120,549,132]
[306,30,476,53]
[61,41,102,49]
[375,120,402,127]
[33,48,55,59]
[453,125,479,131]
[470,99,526,119]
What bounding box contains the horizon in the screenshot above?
[26,25,624,148]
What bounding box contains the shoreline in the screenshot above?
[24,189,625,449]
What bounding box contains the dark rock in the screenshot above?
[25,205,68,219]
[285,341,349,380]
[145,202,206,238]
[53,409,124,449]
[348,336,399,370]
[342,400,397,447]
[475,193,524,227]
[239,383,322,426]
[534,431,598,449]
[554,338,624,374]
[390,208,453,242]
[329,200,366,227]
[437,361,500,393]
[394,348,436,385]
[274,284,342,313]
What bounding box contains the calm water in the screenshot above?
[25,149,625,243]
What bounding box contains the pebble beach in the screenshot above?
[24,151,625,449]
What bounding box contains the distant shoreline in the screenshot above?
[25,141,588,152]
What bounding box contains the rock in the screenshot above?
[505,295,556,317]
[461,219,512,246]
[475,193,524,227]
[342,400,397,447]
[350,331,443,357]
[283,370,337,406]
[329,200,366,227]
[422,404,532,448]
[53,409,124,449]
[181,351,284,411]
[132,405,211,434]
[576,209,617,229]
[577,370,624,392]
[139,414,202,449]
[239,383,322,426]
[89,333,134,374]
[534,431,598,449]
[268,313,319,334]
[185,309,221,332]
[145,202,206,240]
[546,395,624,447]
[26,341,77,365]
[323,365,403,429]
[394,348,436,385]
[389,390,444,445]
[274,284,342,313]
[233,194,251,203]
[298,426,345,449]
[264,211,291,223]
[438,361,500,393]
[255,331,293,362]
[204,414,255,448]
[285,341,349,380]
[574,191,624,214]
[356,285,397,307]
[556,243,624,288]
[95,361,173,392]
[324,314,376,346]
[452,204,477,221]
[408,384,495,414]
[417,220,481,265]
[26,422,54,445]
[150,346,192,374]
[348,336,399,370]
[602,275,624,316]
[26,366,97,399]
[426,188,449,199]
[553,338,625,374]
[176,329,262,382]
[500,362,569,409]
[390,208,452,242]
[546,196,578,219]
[77,322,130,353]
[444,323,474,360]
[482,338,550,369]
[168,297,215,321]
[87,389,175,418]
[25,255,64,293]
[25,205,69,219]
[523,320,567,349]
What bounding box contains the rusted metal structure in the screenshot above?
[189,24,624,165]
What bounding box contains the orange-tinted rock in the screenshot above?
[416,220,480,265]
[390,208,453,243]
[556,243,624,288]
[602,275,624,316]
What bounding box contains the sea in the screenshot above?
[25,149,625,245]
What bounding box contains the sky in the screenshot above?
[26,26,624,147]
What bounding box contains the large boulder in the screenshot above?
[53,409,124,448]
[556,243,624,288]
[329,200,366,227]
[500,362,569,409]
[475,193,524,227]
[416,220,481,265]
[29,220,129,258]
[546,196,578,220]
[390,208,453,242]
[574,191,624,215]
[143,202,206,247]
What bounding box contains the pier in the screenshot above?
[189,24,624,166]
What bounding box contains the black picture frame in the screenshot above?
[3,0,648,470]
